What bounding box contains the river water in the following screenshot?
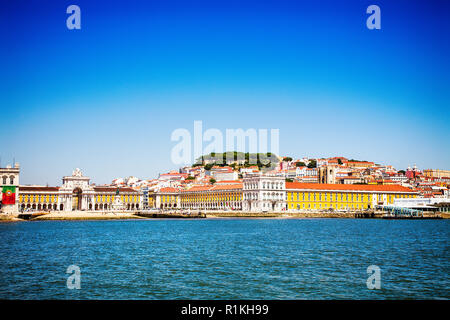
[0,218,448,299]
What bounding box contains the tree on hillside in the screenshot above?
[209,178,216,184]
[283,157,293,162]
[337,159,343,165]
[296,162,306,167]
[307,159,317,168]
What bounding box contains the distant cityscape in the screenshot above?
[1,153,449,217]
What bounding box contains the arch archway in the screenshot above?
[72,188,82,211]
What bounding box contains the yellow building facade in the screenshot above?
[154,187,180,209]
[19,186,140,211]
[180,184,243,210]
[286,182,418,211]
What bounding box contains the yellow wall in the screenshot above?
[180,191,242,205]
[286,190,416,210]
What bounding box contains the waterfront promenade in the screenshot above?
[1,209,447,222]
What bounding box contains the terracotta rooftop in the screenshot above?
[182,183,242,192]
[158,187,180,193]
[93,187,137,193]
[19,186,60,192]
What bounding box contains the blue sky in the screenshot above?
[1,0,449,185]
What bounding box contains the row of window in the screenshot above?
[176,193,243,202]
[244,181,284,190]
[244,192,284,200]
[287,192,414,202]
[95,195,139,203]
[182,195,242,201]
[19,194,139,203]
[161,195,178,203]
[1,176,15,185]
[289,203,369,210]
[19,195,58,203]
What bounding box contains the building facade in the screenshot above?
[18,168,141,212]
[242,174,286,212]
[150,174,419,213]
[180,183,242,210]
[423,169,450,179]
[154,187,180,209]
[318,166,336,184]
[286,182,418,211]
[0,163,20,214]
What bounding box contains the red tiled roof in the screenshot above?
[286,182,416,193]
[158,187,179,193]
[182,183,242,193]
[210,183,242,191]
[215,180,242,184]
[19,186,60,192]
[94,187,137,193]
[183,186,211,192]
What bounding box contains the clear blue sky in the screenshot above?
[1,0,449,186]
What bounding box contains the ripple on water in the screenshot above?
[0,219,448,299]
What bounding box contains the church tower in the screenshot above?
[319,165,336,184]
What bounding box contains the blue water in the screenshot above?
[0,219,448,299]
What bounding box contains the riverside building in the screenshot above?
[17,168,141,212]
[0,163,20,214]
[285,182,418,211]
[4,166,420,214]
[180,183,243,210]
[242,174,286,212]
[151,174,418,212]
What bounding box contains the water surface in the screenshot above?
[0,218,448,299]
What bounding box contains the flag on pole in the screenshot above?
[2,186,16,205]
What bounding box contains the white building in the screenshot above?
[0,163,20,214]
[18,168,141,212]
[393,197,450,212]
[242,174,286,212]
[207,167,238,181]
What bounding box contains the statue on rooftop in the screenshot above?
[72,168,83,177]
